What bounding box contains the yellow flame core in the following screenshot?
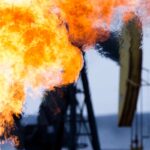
[0,0,83,136]
[0,0,149,137]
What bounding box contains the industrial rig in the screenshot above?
[0,16,145,150]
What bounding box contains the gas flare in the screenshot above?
[0,0,82,136]
[54,0,136,47]
[0,0,150,138]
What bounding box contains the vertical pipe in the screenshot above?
[69,85,77,150]
[81,55,101,150]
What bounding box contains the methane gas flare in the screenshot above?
[54,0,136,47]
[0,0,83,136]
[0,0,149,137]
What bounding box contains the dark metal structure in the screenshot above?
[53,55,101,150]
[80,57,101,150]
[65,56,101,150]
[13,55,100,150]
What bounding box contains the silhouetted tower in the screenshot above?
[62,55,101,150]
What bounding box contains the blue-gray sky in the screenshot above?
[86,27,150,115]
[23,27,150,116]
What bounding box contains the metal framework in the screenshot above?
[18,55,101,150]
[55,56,101,150]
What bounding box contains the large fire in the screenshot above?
[0,0,149,138]
[54,0,136,47]
[0,0,83,136]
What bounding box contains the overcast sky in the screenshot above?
[86,27,150,116]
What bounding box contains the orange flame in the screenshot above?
[0,0,82,136]
[54,0,136,47]
[0,0,150,138]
